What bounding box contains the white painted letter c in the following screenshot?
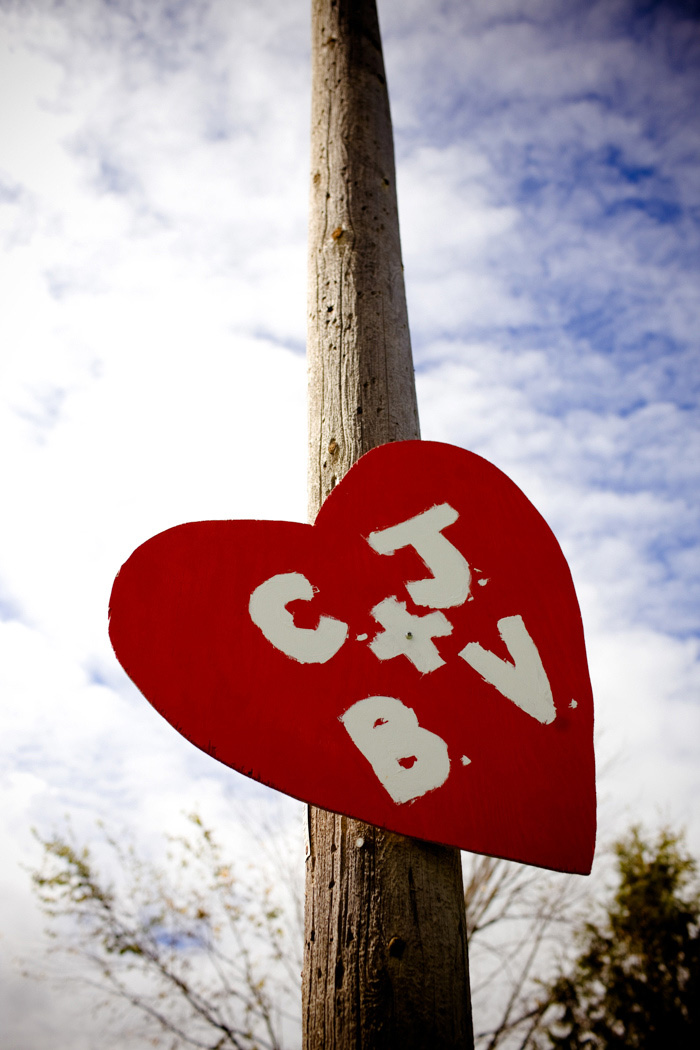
[249,572,348,664]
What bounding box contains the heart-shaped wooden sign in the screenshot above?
[109,441,595,874]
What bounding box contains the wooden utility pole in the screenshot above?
[304,1,473,1046]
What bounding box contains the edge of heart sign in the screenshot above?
[109,440,596,875]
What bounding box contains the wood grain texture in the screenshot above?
[307,0,419,518]
[304,1,473,1045]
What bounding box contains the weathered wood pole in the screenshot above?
[304,1,473,1046]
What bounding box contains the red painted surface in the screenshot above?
[109,441,596,874]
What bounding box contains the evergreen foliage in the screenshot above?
[539,827,700,1050]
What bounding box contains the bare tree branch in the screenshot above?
[29,813,300,1050]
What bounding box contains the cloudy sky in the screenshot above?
[1,0,699,1046]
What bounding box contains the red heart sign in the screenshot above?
[109,441,595,874]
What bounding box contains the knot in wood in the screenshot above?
[388,936,406,960]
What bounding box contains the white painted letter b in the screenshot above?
[341,696,450,804]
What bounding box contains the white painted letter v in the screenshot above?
[459,615,556,725]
